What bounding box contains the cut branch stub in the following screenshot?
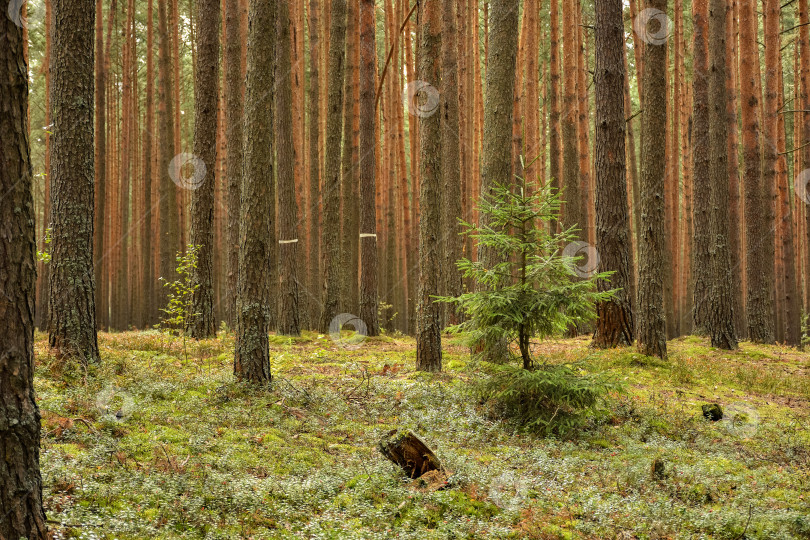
[378,429,442,479]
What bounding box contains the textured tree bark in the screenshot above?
[692,0,710,335]
[736,0,772,344]
[235,0,274,384]
[799,0,810,315]
[224,0,245,329]
[756,0,781,345]
[0,14,49,539]
[379,430,442,479]
[441,0,463,326]
[725,0,744,338]
[189,0,221,339]
[276,0,302,337]
[359,0,380,337]
[141,0,155,329]
[560,0,583,235]
[706,0,738,350]
[307,0,322,328]
[592,0,635,348]
[772,1,800,346]
[157,0,178,312]
[36,0,53,330]
[416,0,443,371]
[473,0,519,362]
[340,0,360,318]
[549,0,562,235]
[49,0,100,364]
[636,0,668,359]
[93,0,107,330]
[318,0,347,333]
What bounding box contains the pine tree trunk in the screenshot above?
[799,0,810,316]
[548,0,562,233]
[189,0,220,339]
[592,0,635,348]
[318,0,347,333]
[441,0,463,325]
[276,0,302,336]
[636,0,668,359]
[561,0,583,235]
[235,0,274,383]
[706,0,738,350]
[49,0,100,364]
[415,0,443,371]
[692,0,710,335]
[359,0,380,337]
[157,0,177,311]
[0,15,49,538]
[224,0,244,328]
[141,0,155,328]
[307,0,322,328]
[93,0,107,330]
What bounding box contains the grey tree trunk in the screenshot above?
[48,0,100,364]
[234,0,275,383]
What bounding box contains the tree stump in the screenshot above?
[378,430,443,479]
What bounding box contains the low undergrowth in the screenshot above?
[33,331,810,539]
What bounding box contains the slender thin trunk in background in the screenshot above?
[276,0,302,336]
[799,0,810,315]
[318,0,348,333]
[224,0,245,329]
[548,0,561,234]
[307,0,322,328]
[561,0,583,235]
[442,0,463,325]
[415,0,442,371]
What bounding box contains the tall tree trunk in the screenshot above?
[735,0,771,343]
[49,0,100,364]
[561,0,583,234]
[189,0,221,339]
[276,0,302,336]
[157,0,177,311]
[549,0,562,234]
[636,0,668,359]
[799,0,810,316]
[359,0,380,336]
[141,0,155,328]
[318,0,347,333]
[415,0,442,371]
[224,0,245,328]
[93,0,107,329]
[235,0,274,383]
[308,0,322,328]
[442,0,463,325]
[37,0,53,330]
[692,0,711,334]
[706,0,738,350]
[592,0,635,348]
[725,0,744,338]
[0,13,49,538]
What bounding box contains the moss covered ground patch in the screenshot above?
[35,331,810,539]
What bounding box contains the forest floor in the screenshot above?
[34,329,810,539]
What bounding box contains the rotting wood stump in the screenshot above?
[378,429,443,479]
